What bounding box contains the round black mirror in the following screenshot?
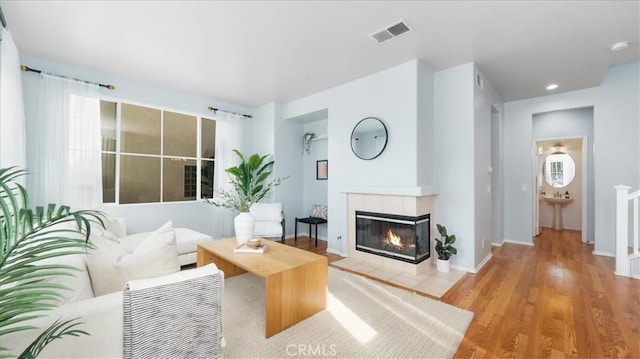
[350,117,388,160]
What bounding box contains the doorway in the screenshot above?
[535,138,584,237]
[491,106,504,245]
[531,107,594,244]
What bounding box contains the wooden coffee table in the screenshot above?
[197,238,327,338]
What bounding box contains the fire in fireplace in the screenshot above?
[355,211,430,264]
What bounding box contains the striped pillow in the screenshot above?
[310,205,328,220]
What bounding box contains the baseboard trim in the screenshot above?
[326,247,346,256]
[286,232,328,241]
[474,253,493,272]
[491,241,504,247]
[503,239,534,247]
[592,251,615,258]
[450,264,476,273]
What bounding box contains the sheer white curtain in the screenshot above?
[26,74,101,209]
[0,27,26,173]
[212,112,244,237]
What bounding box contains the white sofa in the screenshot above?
[107,218,213,266]
[3,219,224,358]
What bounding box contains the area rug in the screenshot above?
[221,267,473,358]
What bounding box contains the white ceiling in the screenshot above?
[3,1,639,108]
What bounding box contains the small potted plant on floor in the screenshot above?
[435,224,457,272]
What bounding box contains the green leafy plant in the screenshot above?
[206,150,288,212]
[0,167,102,358]
[435,224,457,260]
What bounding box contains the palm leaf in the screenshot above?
[0,167,102,357]
[17,318,90,359]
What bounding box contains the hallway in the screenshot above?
[443,229,639,358]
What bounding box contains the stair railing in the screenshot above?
[615,185,640,278]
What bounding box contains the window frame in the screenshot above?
[100,97,216,205]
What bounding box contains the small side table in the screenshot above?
[295,217,328,246]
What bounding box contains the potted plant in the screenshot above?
[435,224,457,272]
[206,150,287,244]
[0,167,102,358]
[302,133,315,154]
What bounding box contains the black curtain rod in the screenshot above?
[207,106,252,119]
[0,5,7,29]
[20,65,115,90]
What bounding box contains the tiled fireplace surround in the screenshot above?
[335,190,465,297]
[347,192,435,276]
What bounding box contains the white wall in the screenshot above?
[504,61,639,255]
[245,103,275,156]
[20,55,252,235]
[533,108,594,238]
[433,63,475,270]
[281,60,422,255]
[417,62,435,187]
[594,62,640,252]
[270,103,304,237]
[473,67,503,267]
[301,119,329,239]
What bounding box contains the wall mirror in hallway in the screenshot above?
[544,153,576,188]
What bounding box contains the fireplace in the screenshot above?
[355,211,430,264]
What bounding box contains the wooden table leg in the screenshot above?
[264,258,327,337]
[197,246,246,278]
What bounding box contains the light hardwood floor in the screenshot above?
[287,231,640,358]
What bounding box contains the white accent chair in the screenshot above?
[250,202,285,243]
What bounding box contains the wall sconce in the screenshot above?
[552,144,566,154]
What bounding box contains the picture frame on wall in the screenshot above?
[316,160,328,180]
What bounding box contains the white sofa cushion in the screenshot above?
[174,228,213,255]
[3,291,123,359]
[86,221,180,296]
[103,216,127,238]
[21,221,94,304]
[119,227,212,256]
[35,253,94,304]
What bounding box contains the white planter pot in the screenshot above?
[234,212,255,245]
[436,258,450,273]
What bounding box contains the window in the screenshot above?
[100,101,216,204]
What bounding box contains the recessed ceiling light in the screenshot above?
[610,41,629,52]
[546,84,558,90]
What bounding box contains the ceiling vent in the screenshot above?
[370,20,411,43]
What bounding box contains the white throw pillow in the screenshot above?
[33,253,94,304]
[86,221,180,296]
[18,221,94,304]
[90,225,119,243]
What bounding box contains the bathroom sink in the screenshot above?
[541,196,573,230]
[542,196,574,205]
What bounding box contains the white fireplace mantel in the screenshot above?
[341,185,438,197]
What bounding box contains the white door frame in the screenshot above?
[531,135,589,243]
